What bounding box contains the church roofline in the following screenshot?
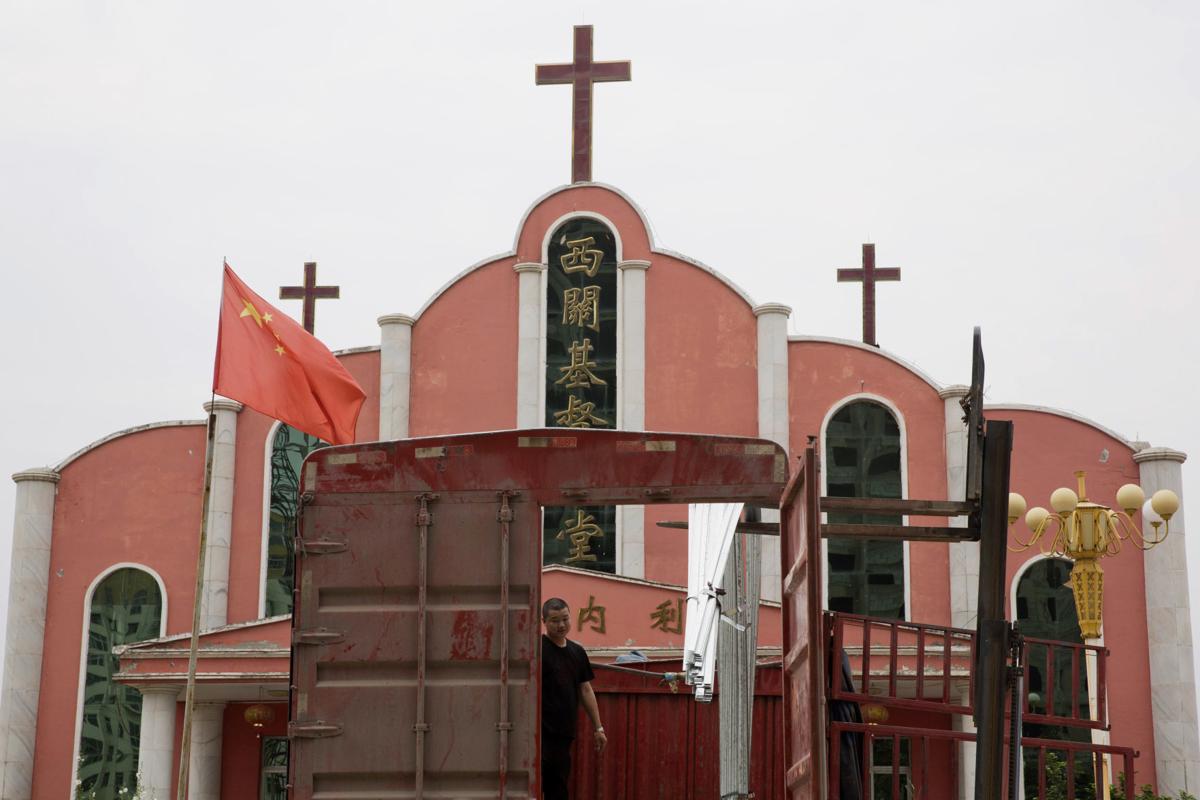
[412,182,759,321]
[786,335,945,392]
[983,403,1136,451]
[54,419,206,472]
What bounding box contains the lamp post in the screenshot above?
[1007,471,1180,640]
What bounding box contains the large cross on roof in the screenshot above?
[536,25,631,184]
[280,261,339,334]
[836,243,902,347]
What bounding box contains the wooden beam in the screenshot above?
[819,497,974,517]
[821,523,980,542]
[654,520,780,537]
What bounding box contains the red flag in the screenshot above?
[213,263,365,445]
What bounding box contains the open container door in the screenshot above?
[287,429,787,799]
[780,443,826,799]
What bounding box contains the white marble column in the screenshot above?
[1134,446,1199,795]
[754,303,791,603]
[187,702,226,800]
[377,314,415,440]
[940,385,977,630]
[618,259,651,579]
[0,468,60,800]
[514,262,545,428]
[137,687,179,798]
[201,399,241,632]
[952,686,977,800]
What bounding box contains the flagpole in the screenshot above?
[176,395,215,799]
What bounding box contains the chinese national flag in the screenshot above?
[213,263,365,445]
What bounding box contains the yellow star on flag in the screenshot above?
[263,312,273,323]
[239,298,263,328]
[275,345,286,356]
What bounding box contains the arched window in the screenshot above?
[264,423,327,617]
[1016,557,1094,793]
[824,400,905,619]
[75,567,164,798]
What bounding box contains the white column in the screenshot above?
[514,262,545,428]
[1134,446,1199,795]
[618,259,650,579]
[952,687,977,800]
[754,303,791,603]
[940,385,977,630]
[187,702,226,800]
[377,314,415,440]
[137,687,179,799]
[0,468,59,800]
[201,399,241,632]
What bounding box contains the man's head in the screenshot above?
[542,597,571,645]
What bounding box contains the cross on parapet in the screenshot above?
[280,262,339,334]
[836,243,901,347]
[536,25,631,184]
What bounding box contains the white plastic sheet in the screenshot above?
[682,502,743,701]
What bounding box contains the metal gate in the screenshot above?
[780,443,825,799]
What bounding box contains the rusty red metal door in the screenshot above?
[287,429,787,799]
[780,444,825,799]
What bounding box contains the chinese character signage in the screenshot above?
[543,218,618,573]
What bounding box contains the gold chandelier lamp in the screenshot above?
[1007,471,1180,639]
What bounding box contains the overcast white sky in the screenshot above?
[1,0,1197,720]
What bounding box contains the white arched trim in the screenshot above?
[1009,552,1075,623]
[787,335,945,393]
[540,209,625,265]
[413,183,759,322]
[513,182,657,254]
[70,562,169,795]
[55,420,205,471]
[818,394,912,622]
[258,420,284,620]
[985,404,1136,452]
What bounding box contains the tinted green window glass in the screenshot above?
[260,736,289,799]
[824,401,905,619]
[543,217,617,572]
[76,568,163,798]
[266,424,327,617]
[1017,557,1092,785]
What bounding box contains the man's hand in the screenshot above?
[594,727,608,753]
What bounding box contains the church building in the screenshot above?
[1,24,1195,800]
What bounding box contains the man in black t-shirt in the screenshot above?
[541,597,606,800]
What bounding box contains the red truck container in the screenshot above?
[287,429,792,799]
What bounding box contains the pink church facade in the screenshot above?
[1,182,1194,798]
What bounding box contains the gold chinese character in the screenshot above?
[563,286,601,332]
[559,237,604,277]
[555,339,607,389]
[649,598,684,634]
[556,509,604,563]
[554,395,609,429]
[578,595,607,634]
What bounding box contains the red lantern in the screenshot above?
[243,703,276,728]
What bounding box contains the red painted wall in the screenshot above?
[999,407,1156,787]
[34,423,205,798]
[787,340,950,624]
[409,258,518,436]
[643,255,758,585]
[221,702,289,799]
